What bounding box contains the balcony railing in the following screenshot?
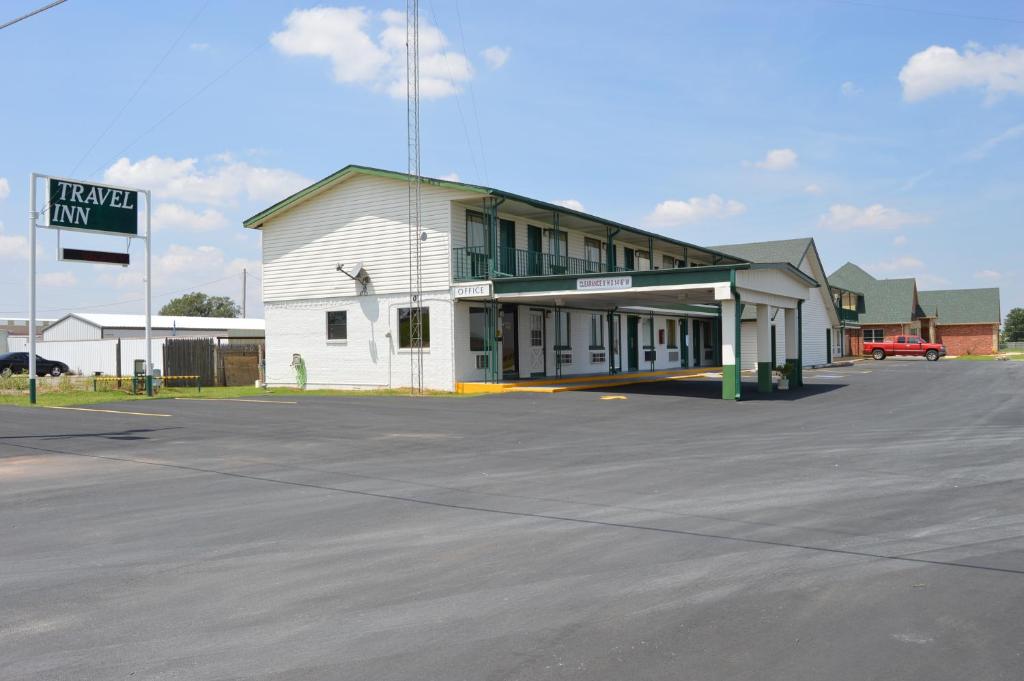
[453,247,631,281]
[838,307,860,323]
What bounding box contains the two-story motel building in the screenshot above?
[244,165,828,400]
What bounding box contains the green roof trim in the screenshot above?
[242,164,747,264]
[919,288,1001,324]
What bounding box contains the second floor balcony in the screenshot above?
[454,246,631,281]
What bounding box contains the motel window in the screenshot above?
[556,310,571,349]
[637,250,651,271]
[662,255,675,271]
[643,318,654,348]
[398,307,430,349]
[584,238,603,269]
[863,328,883,343]
[666,320,677,348]
[469,307,487,351]
[623,248,635,270]
[466,210,487,252]
[548,230,568,257]
[326,311,347,341]
[589,313,604,349]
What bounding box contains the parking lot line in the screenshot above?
[173,398,299,404]
[42,406,172,417]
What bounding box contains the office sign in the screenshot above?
[451,282,492,299]
[577,276,632,291]
[46,177,138,236]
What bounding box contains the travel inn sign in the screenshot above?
[45,177,139,236]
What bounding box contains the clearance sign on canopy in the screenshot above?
[577,276,632,291]
[46,177,139,236]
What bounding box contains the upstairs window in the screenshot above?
[466,210,487,252]
[662,255,675,270]
[584,238,603,269]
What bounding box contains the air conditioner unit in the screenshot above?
[476,354,489,369]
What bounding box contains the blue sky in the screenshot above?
[1,0,1021,320]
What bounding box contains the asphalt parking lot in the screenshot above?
[2,359,1023,680]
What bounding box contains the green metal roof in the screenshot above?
[829,262,918,324]
[242,164,746,264]
[710,238,813,268]
[919,288,1001,324]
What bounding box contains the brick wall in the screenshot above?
[934,323,998,356]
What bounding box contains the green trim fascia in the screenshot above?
[494,265,745,295]
[757,362,773,393]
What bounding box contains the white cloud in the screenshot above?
[647,195,746,229]
[893,235,908,246]
[152,203,229,232]
[438,172,461,182]
[104,155,310,208]
[975,269,1003,281]
[965,123,1024,160]
[745,148,797,171]
[0,177,9,201]
[818,203,929,230]
[270,7,473,99]
[39,271,78,287]
[803,183,823,195]
[841,81,862,96]
[0,221,29,260]
[482,46,510,70]
[107,244,261,293]
[867,256,925,273]
[899,44,1024,103]
[189,42,210,52]
[555,199,585,212]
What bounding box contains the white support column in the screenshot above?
[756,304,772,393]
[720,298,741,400]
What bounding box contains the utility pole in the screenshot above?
[242,268,247,318]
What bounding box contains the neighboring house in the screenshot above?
[712,238,843,367]
[43,313,265,342]
[245,165,820,398]
[918,289,1001,355]
[829,263,1000,355]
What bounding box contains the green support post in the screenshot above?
[146,375,153,397]
[29,377,36,405]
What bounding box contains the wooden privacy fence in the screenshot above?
[164,338,216,386]
[216,343,262,387]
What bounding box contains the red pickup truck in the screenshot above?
[864,336,946,361]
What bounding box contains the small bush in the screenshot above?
[0,369,29,391]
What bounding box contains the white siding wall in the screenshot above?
[800,259,832,367]
[265,292,455,391]
[262,174,472,302]
[42,316,102,341]
[739,315,787,372]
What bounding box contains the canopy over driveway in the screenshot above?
[460,263,817,400]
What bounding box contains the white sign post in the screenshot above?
[28,173,152,403]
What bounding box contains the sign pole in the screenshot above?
[145,190,153,396]
[28,173,37,404]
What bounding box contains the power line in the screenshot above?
[70,0,213,177]
[820,0,1024,24]
[0,0,68,31]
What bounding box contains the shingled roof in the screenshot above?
[829,263,919,324]
[709,238,813,269]
[919,288,1001,324]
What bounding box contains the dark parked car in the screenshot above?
[0,352,70,377]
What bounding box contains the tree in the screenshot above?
[1004,308,1024,342]
[160,292,240,318]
